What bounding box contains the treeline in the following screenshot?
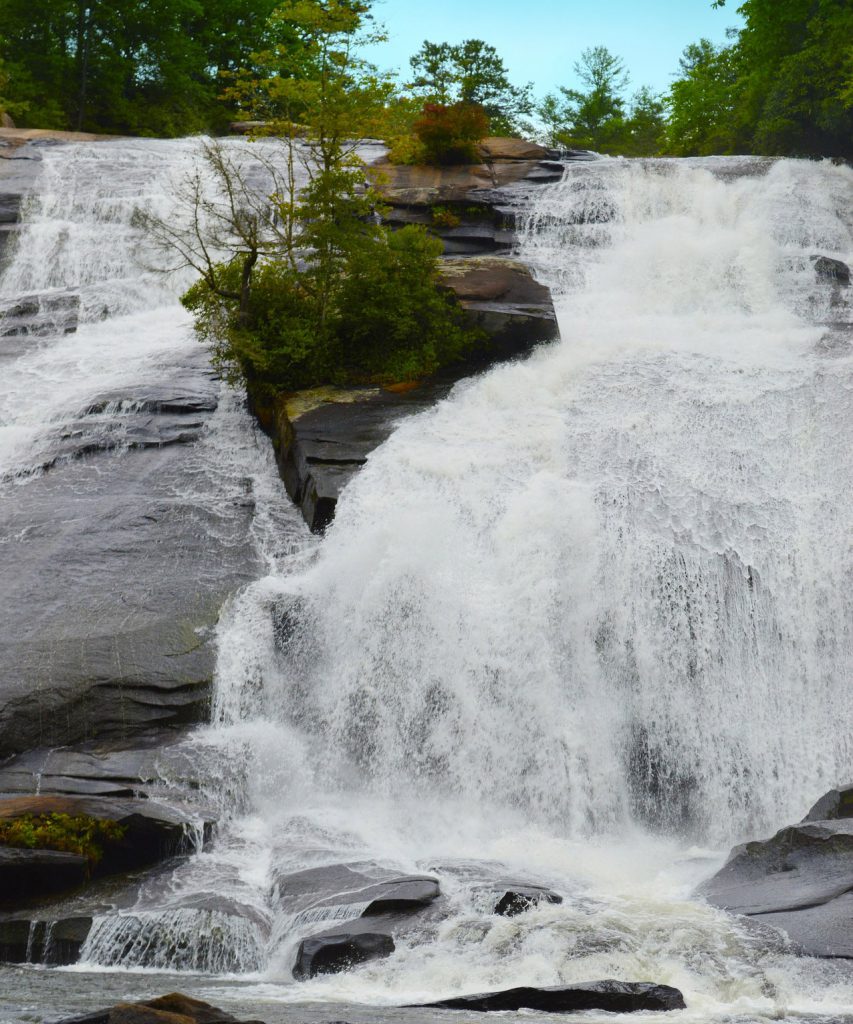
[668,0,852,158]
[0,0,284,135]
[1,0,849,156]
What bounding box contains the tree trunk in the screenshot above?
[76,4,91,131]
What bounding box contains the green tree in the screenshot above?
[623,86,667,156]
[539,46,631,153]
[408,39,533,135]
[0,0,284,135]
[665,39,741,154]
[165,1,478,392]
[671,0,853,157]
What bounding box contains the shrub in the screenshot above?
[335,225,480,382]
[386,133,428,165]
[183,259,333,393]
[0,813,126,869]
[412,102,490,165]
[430,206,462,230]
[183,226,482,393]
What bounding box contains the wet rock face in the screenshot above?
[0,793,215,911]
[0,914,92,966]
[293,930,395,979]
[811,254,851,285]
[804,784,853,822]
[412,980,686,1013]
[698,792,853,958]
[0,390,261,757]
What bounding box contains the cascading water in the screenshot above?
[3,146,853,1023]
[211,155,853,839]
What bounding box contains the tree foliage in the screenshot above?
[668,0,853,157]
[411,102,491,165]
[0,0,284,135]
[538,47,665,156]
[408,39,533,135]
[152,2,479,394]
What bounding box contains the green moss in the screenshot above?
[0,813,126,868]
[430,206,462,230]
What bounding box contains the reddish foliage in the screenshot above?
[412,102,490,165]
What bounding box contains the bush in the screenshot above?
[431,205,462,229]
[183,259,332,392]
[412,102,490,165]
[183,226,482,393]
[0,813,126,869]
[335,226,479,381]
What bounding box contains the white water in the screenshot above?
[4,145,853,1021]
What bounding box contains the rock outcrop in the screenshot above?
[411,981,686,1013]
[251,257,559,533]
[698,787,853,958]
[293,928,395,979]
[481,882,563,916]
[275,862,442,980]
[0,793,214,910]
[811,254,851,285]
[57,992,249,1024]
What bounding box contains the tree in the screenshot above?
[408,39,533,135]
[665,39,741,155]
[0,0,285,135]
[623,87,667,156]
[0,57,27,123]
[159,1,478,392]
[669,0,853,158]
[538,46,631,153]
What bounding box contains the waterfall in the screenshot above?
[6,142,853,1019]
[215,156,853,843]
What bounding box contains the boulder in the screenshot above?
[811,255,850,285]
[411,981,686,1013]
[697,808,853,958]
[0,113,15,129]
[478,137,558,162]
[804,784,853,822]
[482,883,563,916]
[276,863,440,919]
[293,928,395,980]
[697,818,853,916]
[57,993,245,1024]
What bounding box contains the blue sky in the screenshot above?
[364,0,742,99]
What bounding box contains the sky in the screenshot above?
[363,0,743,99]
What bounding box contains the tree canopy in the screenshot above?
[408,39,533,135]
[538,47,666,155]
[667,0,853,157]
[0,0,285,134]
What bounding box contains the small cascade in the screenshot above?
[81,909,268,974]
